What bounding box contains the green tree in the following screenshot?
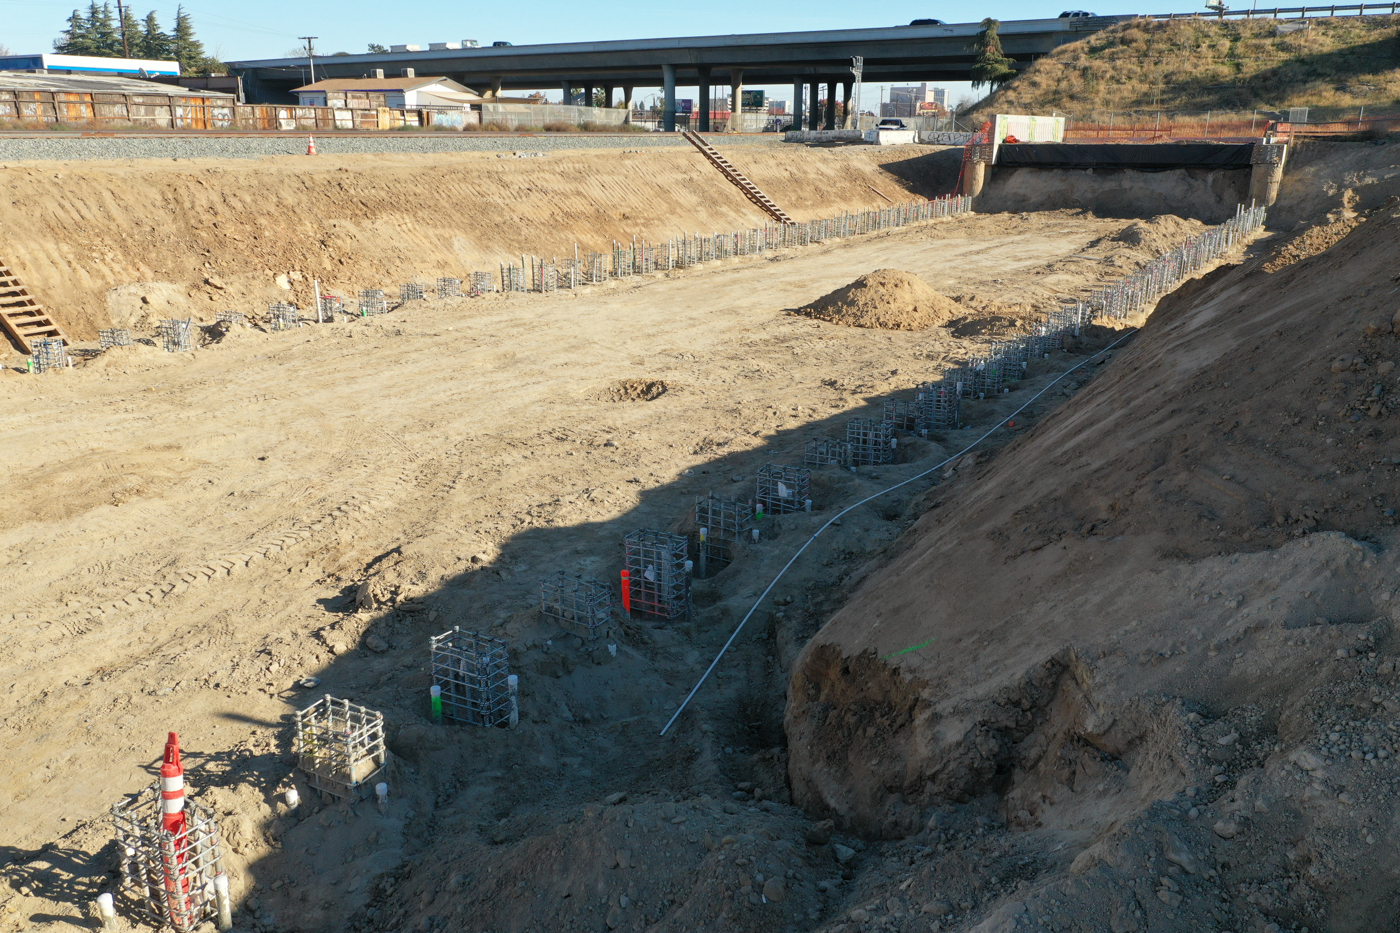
[367,43,388,53]
[87,2,121,56]
[970,18,1017,91]
[54,8,94,54]
[136,11,171,61]
[169,4,205,72]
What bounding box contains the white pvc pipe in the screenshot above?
[213,873,233,932]
[96,892,118,931]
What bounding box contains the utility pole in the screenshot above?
[850,55,863,130]
[299,36,318,84]
[115,0,131,58]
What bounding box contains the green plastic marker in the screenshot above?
[430,684,442,722]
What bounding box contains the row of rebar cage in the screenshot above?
[803,203,1269,468]
[89,198,970,353]
[111,787,226,932]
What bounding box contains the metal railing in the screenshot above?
[1148,3,1399,18]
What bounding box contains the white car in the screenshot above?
[877,118,908,130]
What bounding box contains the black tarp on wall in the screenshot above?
[996,143,1254,171]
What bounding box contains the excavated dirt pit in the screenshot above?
[3,139,1398,933]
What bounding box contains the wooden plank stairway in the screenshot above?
[681,130,795,225]
[0,257,68,354]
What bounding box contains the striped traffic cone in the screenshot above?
[307,135,317,156]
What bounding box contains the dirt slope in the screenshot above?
[0,144,949,343]
[969,15,1400,119]
[786,202,1400,932]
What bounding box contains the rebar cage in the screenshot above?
[540,572,612,639]
[358,289,388,315]
[430,628,512,727]
[267,303,299,332]
[917,381,962,431]
[694,494,754,569]
[882,398,926,434]
[214,310,245,327]
[805,439,852,469]
[30,337,69,372]
[99,328,132,349]
[111,785,226,932]
[293,695,386,799]
[623,529,691,620]
[756,464,811,514]
[437,277,463,299]
[847,418,896,466]
[158,319,193,353]
[399,283,426,303]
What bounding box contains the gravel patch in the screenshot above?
[0,132,786,163]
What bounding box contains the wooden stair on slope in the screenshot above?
[682,130,795,225]
[0,258,68,354]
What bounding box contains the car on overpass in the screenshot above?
[1058,10,1096,16]
[907,18,946,24]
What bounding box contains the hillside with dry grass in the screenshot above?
[969,15,1400,121]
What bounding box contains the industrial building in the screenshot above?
[292,74,483,110]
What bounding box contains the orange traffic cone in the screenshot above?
[307,135,317,155]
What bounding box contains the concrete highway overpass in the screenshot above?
[228,16,1129,129]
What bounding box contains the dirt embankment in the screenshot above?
[0,144,948,343]
[787,202,1400,931]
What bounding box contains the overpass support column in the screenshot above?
[792,80,803,130]
[823,83,836,130]
[841,80,854,129]
[602,83,614,108]
[1247,143,1287,207]
[807,81,819,130]
[488,77,502,99]
[698,67,711,132]
[561,80,572,105]
[662,63,677,132]
[728,68,744,133]
[622,85,634,124]
[581,84,594,108]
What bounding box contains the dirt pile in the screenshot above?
[795,270,963,331]
[1262,213,1366,271]
[786,202,1400,931]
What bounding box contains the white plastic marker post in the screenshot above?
[314,278,322,323]
[375,782,389,814]
[284,787,300,810]
[96,892,118,931]
[213,872,233,931]
[508,675,520,729]
[660,330,1139,736]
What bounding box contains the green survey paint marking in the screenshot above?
[884,638,935,660]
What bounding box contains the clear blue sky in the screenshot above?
[2,0,1213,107]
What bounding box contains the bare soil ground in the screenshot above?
[788,200,1400,933]
[0,185,1185,932]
